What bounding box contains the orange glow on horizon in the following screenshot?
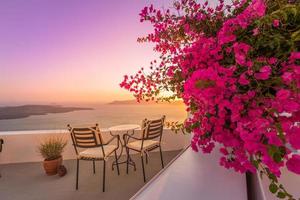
[0,0,173,105]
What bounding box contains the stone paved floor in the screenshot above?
[0,150,181,200]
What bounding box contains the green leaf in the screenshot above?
[268,173,278,182]
[292,29,300,42]
[273,152,282,163]
[277,192,286,199]
[252,160,259,169]
[268,145,277,157]
[269,183,278,194]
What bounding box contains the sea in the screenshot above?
[0,104,187,132]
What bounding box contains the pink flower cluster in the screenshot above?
[121,0,300,182]
[182,0,300,176]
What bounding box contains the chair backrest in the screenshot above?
[143,116,165,140]
[67,124,104,155]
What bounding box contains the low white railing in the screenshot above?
[0,129,190,164]
[131,146,247,200]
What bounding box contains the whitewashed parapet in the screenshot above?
[131,147,247,200]
[0,129,190,164]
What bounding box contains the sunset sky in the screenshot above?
[0,0,173,105]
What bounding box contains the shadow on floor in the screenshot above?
[0,150,181,200]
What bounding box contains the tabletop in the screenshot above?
[108,124,140,132]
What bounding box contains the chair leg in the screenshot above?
[145,153,148,164]
[114,150,120,175]
[126,148,129,174]
[102,160,106,192]
[93,160,96,174]
[159,146,164,168]
[76,159,79,190]
[141,155,146,182]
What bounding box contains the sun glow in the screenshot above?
[0,0,174,105]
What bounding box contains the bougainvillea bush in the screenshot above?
[120,0,300,199]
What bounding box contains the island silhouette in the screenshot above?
[0,105,93,120]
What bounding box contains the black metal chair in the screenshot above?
[67,124,119,192]
[124,116,165,182]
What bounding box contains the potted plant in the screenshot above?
[38,136,67,176]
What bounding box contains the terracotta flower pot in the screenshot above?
[43,156,62,176]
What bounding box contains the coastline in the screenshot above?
[0,104,186,132]
[0,105,93,120]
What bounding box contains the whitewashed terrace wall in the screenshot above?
[0,129,190,164]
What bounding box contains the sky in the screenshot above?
[0,0,174,105]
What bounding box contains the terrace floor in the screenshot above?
[0,150,181,200]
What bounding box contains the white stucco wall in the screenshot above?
[131,147,247,200]
[0,129,190,164]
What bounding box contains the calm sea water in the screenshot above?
[0,104,187,132]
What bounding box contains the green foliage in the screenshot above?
[257,165,297,199]
[165,121,187,134]
[251,3,300,59]
[270,183,279,193]
[278,192,287,199]
[38,136,67,161]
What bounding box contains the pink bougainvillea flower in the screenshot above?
[262,154,282,177]
[251,0,266,17]
[225,47,232,54]
[220,148,229,155]
[290,52,300,60]
[266,131,282,146]
[254,65,272,80]
[287,126,300,149]
[166,66,176,77]
[202,142,215,153]
[239,73,250,85]
[276,89,291,100]
[233,42,251,66]
[121,0,300,195]
[287,154,300,174]
[184,24,190,33]
[247,90,256,98]
[273,19,280,27]
[268,57,277,65]
[282,72,293,84]
[253,28,259,36]
[283,101,300,113]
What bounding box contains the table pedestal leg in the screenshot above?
[111,130,136,171]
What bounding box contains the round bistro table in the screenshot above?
[108,124,140,172]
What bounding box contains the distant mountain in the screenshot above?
[0,105,93,120]
[108,99,184,105]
